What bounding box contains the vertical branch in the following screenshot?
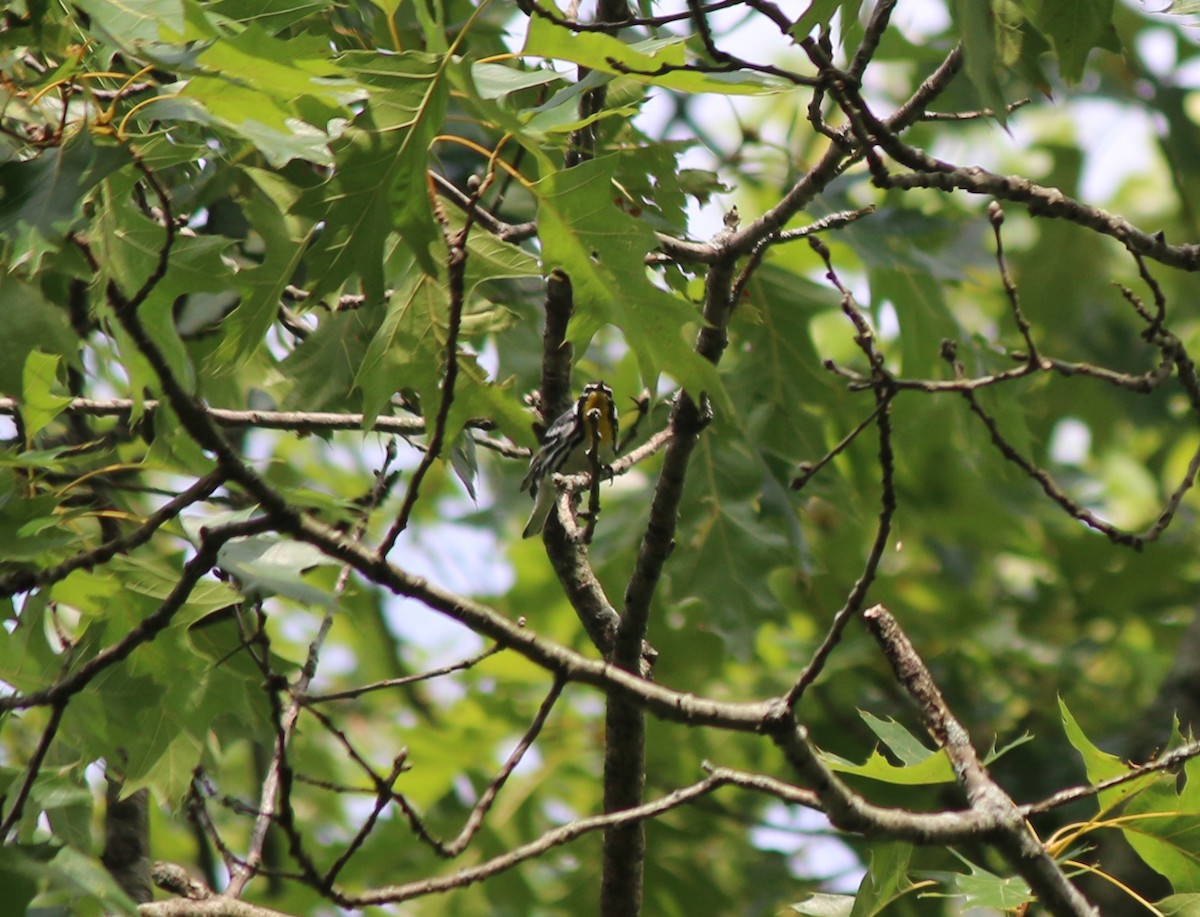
[563,0,629,167]
[848,0,898,79]
[379,208,474,558]
[226,607,331,898]
[540,268,576,422]
[599,686,647,917]
[103,776,152,904]
[862,606,1099,917]
[618,216,740,661]
[989,202,1039,363]
[600,218,740,917]
[537,270,627,655]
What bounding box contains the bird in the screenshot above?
[521,381,619,538]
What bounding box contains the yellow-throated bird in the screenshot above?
[521,381,618,538]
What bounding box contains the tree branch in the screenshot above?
[378,212,473,557]
[862,605,1099,917]
[0,470,225,597]
[0,517,275,714]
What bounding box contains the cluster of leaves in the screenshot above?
[4,1,1200,915]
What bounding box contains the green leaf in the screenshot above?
[659,262,844,651]
[524,13,787,95]
[858,711,937,767]
[882,269,964,379]
[1002,8,1054,96]
[298,51,450,297]
[791,0,865,46]
[1159,894,1200,916]
[919,851,1034,910]
[524,73,640,137]
[212,167,317,368]
[1024,0,1120,83]
[1060,697,1160,812]
[786,891,854,916]
[208,0,334,32]
[1065,696,1185,883]
[533,155,726,405]
[0,844,39,917]
[0,591,64,696]
[949,0,1012,125]
[109,556,241,614]
[91,172,168,303]
[0,281,79,397]
[0,129,128,271]
[20,351,71,439]
[0,843,139,917]
[216,535,336,607]
[451,429,478,501]
[0,482,78,563]
[354,228,531,429]
[470,61,566,101]
[850,842,921,917]
[1115,747,1200,892]
[175,24,363,165]
[280,305,381,412]
[792,0,849,39]
[984,730,1036,764]
[824,745,957,786]
[91,169,234,393]
[366,0,402,15]
[452,60,627,146]
[73,0,184,45]
[356,267,455,428]
[666,441,794,650]
[121,716,203,801]
[177,77,342,168]
[39,770,94,852]
[188,606,293,713]
[49,567,125,622]
[194,24,358,119]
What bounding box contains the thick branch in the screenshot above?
[862,605,1098,917]
[140,898,296,917]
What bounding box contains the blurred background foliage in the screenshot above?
[4,0,1200,914]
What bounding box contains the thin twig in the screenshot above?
[233,436,404,897]
[848,0,897,80]
[515,0,752,32]
[989,202,1040,363]
[438,677,566,857]
[920,98,1032,121]
[304,643,505,704]
[731,206,877,308]
[791,403,885,491]
[0,702,65,838]
[1023,739,1200,816]
[379,188,480,557]
[341,775,732,906]
[787,240,897,706]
